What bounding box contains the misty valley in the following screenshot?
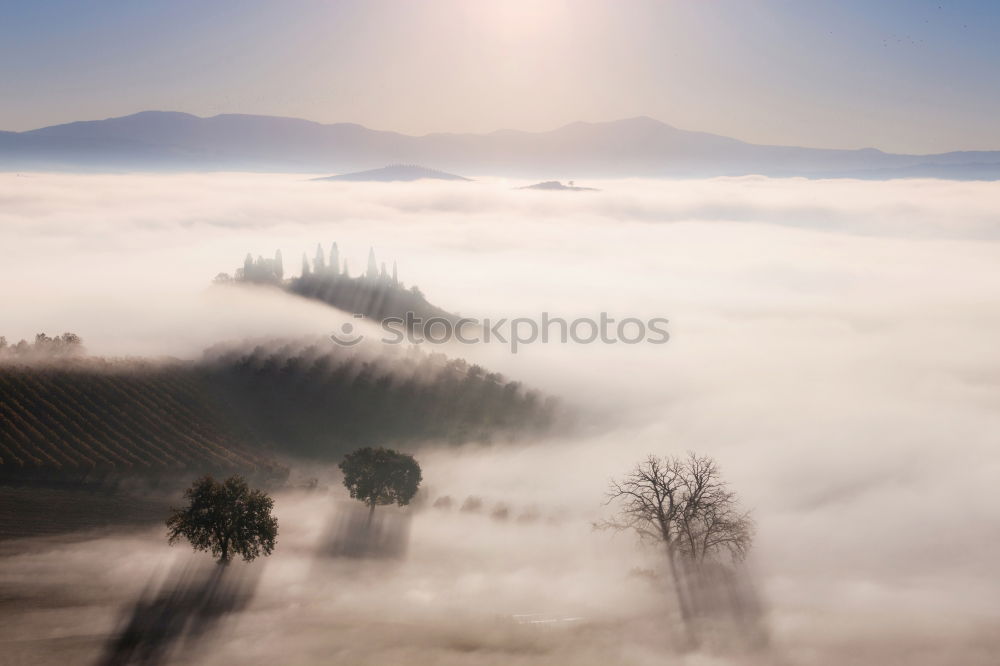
[1,171,998,666]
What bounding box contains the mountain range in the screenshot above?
[2,110,999,179]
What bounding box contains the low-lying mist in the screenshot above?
[2,171,999,664]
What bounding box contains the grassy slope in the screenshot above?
[0,344,556,476]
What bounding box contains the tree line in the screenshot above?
[202,340,557,458]
[0,332,84,359]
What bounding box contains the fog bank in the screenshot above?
[1,172,999,664]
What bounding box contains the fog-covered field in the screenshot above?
[2,173,999,664]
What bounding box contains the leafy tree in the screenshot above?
[339,447,422,524]
[166,475,278,564]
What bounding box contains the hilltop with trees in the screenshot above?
[215,242,460,328]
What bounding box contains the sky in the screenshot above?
[2,0,1000,153]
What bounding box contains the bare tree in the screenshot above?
[603,453,754,631]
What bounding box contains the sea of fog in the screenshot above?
[1,172,999,664]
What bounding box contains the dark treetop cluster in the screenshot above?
[216,243,458,327]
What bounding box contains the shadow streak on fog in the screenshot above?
[317,500,412,559]
[0,173,998,664]
[106,490,771,665]
[96,560,258,666]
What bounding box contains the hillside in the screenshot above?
[4,111,1000,179]
[202,339,556,458]
[0,360,277,477]
[0,343,556,478]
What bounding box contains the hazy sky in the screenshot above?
[2,0,1000,152]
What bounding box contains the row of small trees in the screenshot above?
[168,449,750,572]
[0,332,83,358]
[167,449,752,644]
[215,244,404,288]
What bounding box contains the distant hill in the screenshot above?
[4,110,1000,179]
[520,180,598,191]
[313,164,469,182]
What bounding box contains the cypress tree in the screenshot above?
[330,243,340,275]
[314,243,326,272]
